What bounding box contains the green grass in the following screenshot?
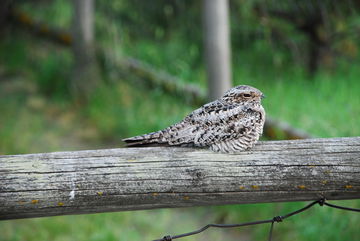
[1,2,360,240]
[86,80,193,141]
[239,64,360,138]
[2,62,360,240]
[215,200,360,241]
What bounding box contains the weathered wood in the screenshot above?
[1,137,359,220]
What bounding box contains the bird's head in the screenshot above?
[221,85,265,105]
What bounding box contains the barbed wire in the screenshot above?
[153,198,360,241]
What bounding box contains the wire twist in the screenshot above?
[153,198,360,241]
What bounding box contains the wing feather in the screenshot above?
[123,98,265,152]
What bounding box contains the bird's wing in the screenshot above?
[122,102,223,146]
[193,103,264,152]
[124,100,263,151]
[160,100,228,146]
[161,100,254,147]
[123,102,222,147]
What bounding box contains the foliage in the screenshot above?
[0,0,360,240]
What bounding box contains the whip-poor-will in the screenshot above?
[123,85,265,153]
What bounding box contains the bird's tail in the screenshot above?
[122,130,168,147]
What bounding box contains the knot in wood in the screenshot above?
[186,168,205,186]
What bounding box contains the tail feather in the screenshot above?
[122,131,167,147]
[123,121,197,147]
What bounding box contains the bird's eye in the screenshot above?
[243,93,251,98]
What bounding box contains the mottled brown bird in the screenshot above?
[123,85,265,153]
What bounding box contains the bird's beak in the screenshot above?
[261,94,266,99]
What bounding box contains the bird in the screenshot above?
[122,85,266,153]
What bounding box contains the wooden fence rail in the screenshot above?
[1,137,360,220]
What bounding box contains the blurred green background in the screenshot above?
[0,0,360,240]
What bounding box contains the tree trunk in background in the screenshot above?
[72,0,100,102]
[0,0,12,35]
[203,0,232,101]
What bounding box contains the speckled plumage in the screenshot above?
[123,85,266,153]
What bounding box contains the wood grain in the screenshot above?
[1,137,359,220]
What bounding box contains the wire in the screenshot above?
[323,201,360,212]
[152,198,360,241]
